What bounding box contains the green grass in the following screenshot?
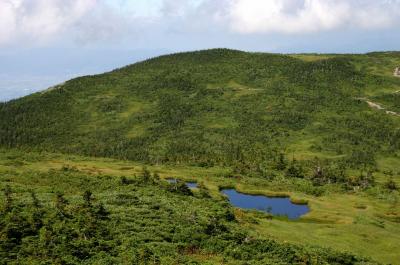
[289,54,334,62]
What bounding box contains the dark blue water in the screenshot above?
[221,189,309,220]
[186,182,198,189]
[166,179,198,189]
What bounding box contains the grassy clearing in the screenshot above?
[289,54,335,62]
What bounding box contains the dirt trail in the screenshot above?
[394,67,400,77]
[358,98,400,117]
[365,100,384,110]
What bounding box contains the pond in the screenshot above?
[221,189,309,220]
[186,182,198,189]
[166,179,198,189]
[166,178,178,184]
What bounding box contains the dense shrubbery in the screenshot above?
[0,170,377,264]
[0,187,113,264]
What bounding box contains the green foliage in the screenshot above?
[384,178,398,191]
[345,171,376,191]
[0,49,398,264]
[285,159,305,179]
[1,186,114,264]
[310,162,347,186]
[274,153,288,171]
[1,49,399,176]
[0,169,377,264]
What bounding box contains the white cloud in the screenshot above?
[226,0,400,34]
[20,0,96,38]
[74,2,132,45]
[0,1,17,44]
[161,0,193,17]
[0,0,96,45]
[0,0,399,47]
[228,0,347,33]
[155,0,400,35]
[352,1,400,29]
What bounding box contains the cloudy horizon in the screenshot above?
[1,0,400,101]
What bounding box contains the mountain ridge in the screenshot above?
[5,48,400,103]
[1,48,399,177]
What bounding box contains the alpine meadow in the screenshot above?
[1,49,400,264]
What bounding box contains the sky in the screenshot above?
[1,0,400,101]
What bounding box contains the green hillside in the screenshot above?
[1,49,400,173]
[1,49,400,264]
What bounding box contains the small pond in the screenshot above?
[166,178,178,184]
[221,189,309,220]
[166,179,198,189]
[186,182,198,189]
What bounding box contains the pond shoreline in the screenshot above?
[218,185,309,205]
[221,188,310,220]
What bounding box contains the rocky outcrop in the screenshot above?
[394,67,400,77]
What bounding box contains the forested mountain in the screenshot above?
[1,49,400,175]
